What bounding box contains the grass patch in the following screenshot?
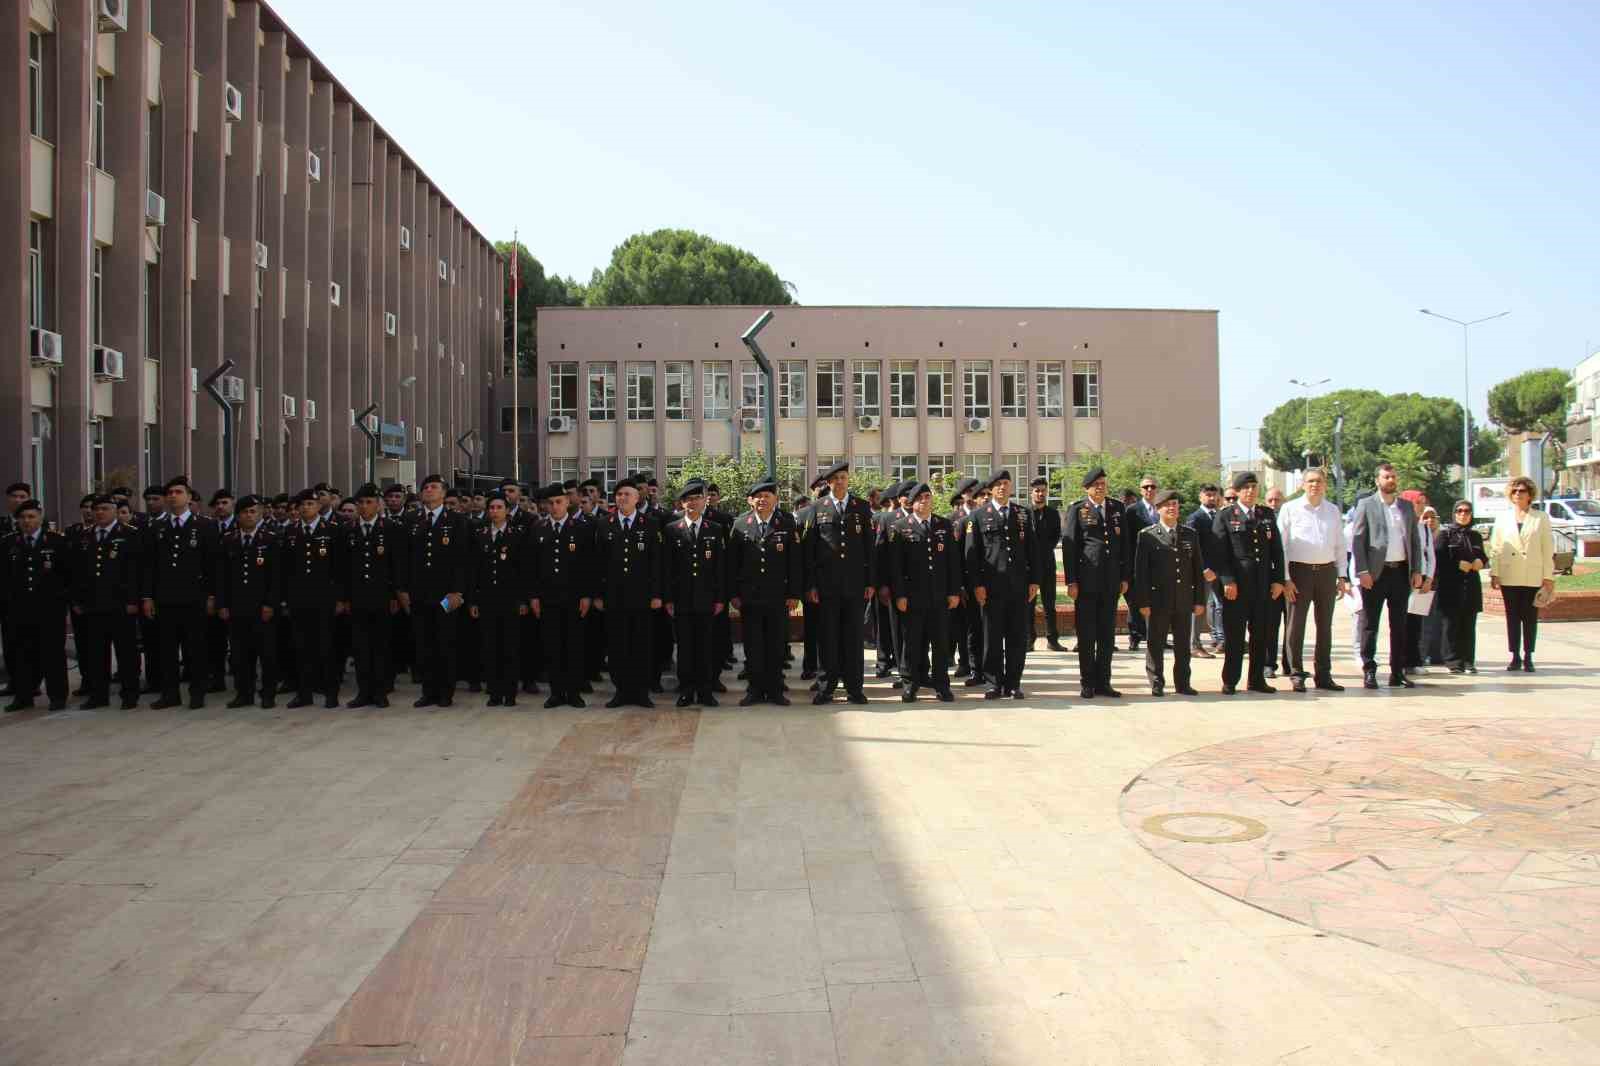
[1556,566,1600,591]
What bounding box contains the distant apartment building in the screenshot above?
[4,0,503,515]
[1562,349,1599,496]
[515,305,1219,495]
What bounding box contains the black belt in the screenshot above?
[1290,561,1334,570]
[1383,561,1407,569]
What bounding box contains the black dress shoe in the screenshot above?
[286,696,313,709]
[544,695,563,709]
[467,681,481,694]
[260,697,275,709]
[1080,686,1096,699]
[188,695,206,709]
[1507,657,1522,671]
[80,698,108,710]
[1047,640,1067,652]
[486,695,502,707]
[5,699,33,712]
[1247,682,1277,694]
[632,697,654,708]
[901,689,918,703]
[1388,674,1415,688]
[413,696,437,708]
[936,688,955,702]
[1220,685,1237,696]
[1523,658,1535,672]
[504,697,518,708]
[811,690,831,705]
[1362,670,1378,690]
[1176,685,1199,696]
[121,696,140,710]
[1264,667,1277,680]
[605,696,628,708]
[772,693,791,706]
[437,696,454,707]
[800,669,817,680]
[700,693,720,708]
[963,675,988,688]
[984,688,1005,700]
[374,696,389,708]
[227,696,254,709]
[1150,686,1165,698]
[323,695,339,709]
[953,664,970,678]
[847,691,869,705]
[740,693,760,707]
[676,694,694,707]
[564,695,583,708]
[1098,686,1122,698]
[1314,678,1345,691]
[875,664,895,678]
[1011,689,1026,700]
[1291,677,1307,693]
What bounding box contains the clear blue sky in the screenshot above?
[271,0,1599,464]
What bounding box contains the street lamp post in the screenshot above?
[1232,425,1261,472]
[1288,377,1330,472]
[1420,309,1509,484]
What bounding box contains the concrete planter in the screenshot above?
[1482,586,1600,622]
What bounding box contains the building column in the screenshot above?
[53,0,94,507]
[304,74,332,484]
[0,1,32,485]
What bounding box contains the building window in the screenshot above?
[1036,362,1064,419]
[926,361,954,418]
[851,452,882,478]
[779,361,807,418]
[927,454,955,481]
[499,405,531,434]
[587,362,616,421]
[815,455,843,480]
[1036,453,1066,500]
[853,361,881,418]
[963,361,992,420]
[143,424,156,484]
[665,456,687,481]
[89,421,105,487]
[144,263,158,360]
[626,457,654,480]
[92,75,107,170]
[1000,361,1027,418]
[28,221,44,329]
[740,363,767,415]
[816,360,844,418]
[664,361,691,420]
[960,454,992,481]
[548,361,577,419]
[549,456,578,484]
[625,362,655,420]
[1072,361,1100,417]
[890,455,919,482]
[889,360,918,418]
[28,33,45,139]
[89,248,104,346]
[703,360,731,420]
[1002,453,1027,477]
[588,456,617,492]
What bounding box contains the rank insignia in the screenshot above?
[501,548,509,560]
[936,542,944,553]
[256,555,265,567]
[190,534,198,548]
[441,535,450,546]
[318,546,328,557]
[109,546,119,559]
[704,548,713,559]
[776,541,784,552]
[568,541,576,552]
[376,544,384,556]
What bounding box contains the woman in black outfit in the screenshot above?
[1434,500,1487,673]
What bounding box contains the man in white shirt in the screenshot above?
[1278,468,1349,692]
[1348,462,1423,689]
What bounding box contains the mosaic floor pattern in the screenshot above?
[1122,717,1600,1003]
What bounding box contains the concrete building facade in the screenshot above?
[523,305,1220,494]
[4,0,503,517]
[1563,350,1599,497]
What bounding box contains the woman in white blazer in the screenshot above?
[1487,476,1555,671]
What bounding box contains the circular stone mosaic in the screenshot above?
[1121,718,1600,1002]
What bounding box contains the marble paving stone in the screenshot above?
[827,981,950,1066]
[814,911,916,985]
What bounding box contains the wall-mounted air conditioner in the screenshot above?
[438,259,449,281]
[190,367,198,391]
[307,151,321,182]
[253,241,269,269]
[223,83,243,122]
[92,346,125,381]
[31,328,63,366]
[329,282,341,306]
[547,416,574,433]
[384,312,397,336]
[965,416,990,432]
[220,375,246,404]
[97,0,128,33]
[414,425,424,444]
[740,416,761,433]
[282,395,297,419]
[856,414,880,431]
[304,399,318,422]
[399,226,412,251]
[145,190,166,227]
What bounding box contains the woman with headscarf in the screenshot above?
[1400,491,1437,674]
[1434,499,1487,673]
[1488,476,1555,671]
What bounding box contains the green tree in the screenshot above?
[1051,446,1221,512]
[662,450,809,517]
[584,229,796,307]
[1376,441,1436,493]
[1486,367,1572,442]
[495,240,583,376]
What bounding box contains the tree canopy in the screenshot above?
[496,241,583,376]
[1486,367,1571,442]
[1050,446,1221,512]
[584,229,796,307]
[1258,388,1498,505]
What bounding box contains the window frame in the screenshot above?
[547,361,577,419]
[853,360,882,419]
[498,405,531,434]
[888,360,918,418]
[92,74,107,170]
[1036,453,1066,500]
[27,220,44,329]
[815,360,844,418]
[779,360,808,418]
[588,456,617,492]
[1036,361,1064,419]
[89,247,104,346]
[999,361,1027,418]
[926,360,954,418]
[703,360,732,420]
[927,453,955,481]
[664,361,691,421]
[28,33,44,140]
[625,361,656,421]
[587,362,617,422]
[1072,360,1101,418]
[549,456,579,485]
[963,361,993,420]
[960,454,993,481]
[890,455,919,482]
[740,363,767,416]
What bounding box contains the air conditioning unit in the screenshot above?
[145,189,166,226]
[965,416,990,432]
[438,259,450,281]
[399,226,412,251]
[220,375,246,404]
[253,241,269,269]
[304,399,318,422]
[414,425,424,444]
[329,281,341,306]
[384,312,397,336]
[856,414,880,431]
[190,367,198,391]
[740,416,762,433]
[547,415,574,433]
[97,0,128,33]
[307,151,321,182]
[223,83,244,122]
[30,328,63,366]
[458,361,465,377]
[92,346,125,381]
[437,341,445,360]
[282,395,297,419]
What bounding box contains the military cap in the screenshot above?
[143,484,165,499]
[908,482,932,500]
[210,488,234,505]
[383,483,406,496]
[292,488,318,505]
[444,486,462,500]
[707,482,721,493]
[353,483,381,501]
[579,478,600,490]
[79,493,97,507]
[420,474,446,489]
[749,479,778,497]
[15,498,42,515]
[615,477,639,493]
[107,486,132,500]
[1230,471,1258,491]
[645,477,659,487]
[819,460,849,481]
[498,477,519,490]
[272,493,290,505]
[1030,476,1049,488]
[236,494,263,511]
[312,482,332,494]
[88,493,113,507]
[1154,489,1181,506]
[986,469,1013,489]
[678,480,707,501]
[1081,467,1107,488]
[951,476,980,500]
[485,491,506,505]
[163,476,192,493]
[562,479,579,491]
[809,474,827,490]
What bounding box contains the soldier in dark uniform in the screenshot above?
[1026,477,1065,651]
[207,489,237,691]
[529,483,593,709]
[382,483,416,687]
[70,494,142,709]
[280,489,346,708]
[141,477,220,709]
[217,495,281,708]
[65,494,95,539]
[890,483,962,702]
[402,474,471,708]
[0,483,35,698]
[728,480,800,706]
[596,479,661,708]
[803,461,875,705]
[1062,467,1130,700]
[943,479,978,681]
[1132,490,1206,696]
[701,484,734,692]
[575,478,606,689]
[342,484,404,708]
[1209,471,1286,695]
[133,484,168,694]
[3,500,71,711]
[964,471,1042,700]
[469,493,527,707]
[663,481,726,708]
[796,479,827,681]
[873,481,909,681]
[444,486,484,693]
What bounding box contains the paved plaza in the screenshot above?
[3,616,1600,1066]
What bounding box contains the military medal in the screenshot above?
[776,541,784,552]
[318,545,328,557]
[376,544,384,556]
[189,534,198,547]
[568,541,576,552]
[441,535,449,545]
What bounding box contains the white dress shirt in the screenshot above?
[1277,496,1344,565]
[1383,499,1407,562]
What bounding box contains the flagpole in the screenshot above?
[510,230,520,482]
